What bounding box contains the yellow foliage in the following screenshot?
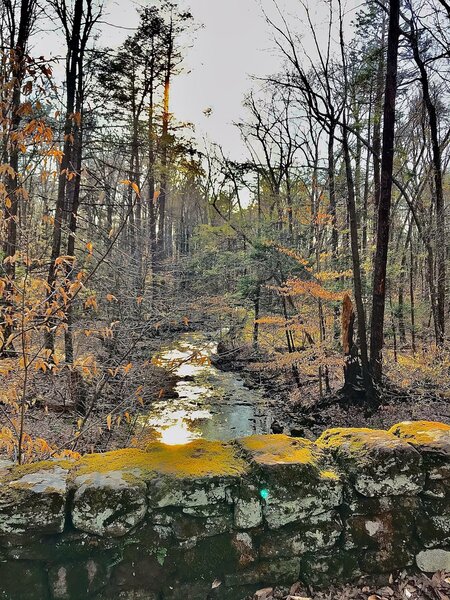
[281,279,345,302]
[315,270,353,282]
[267,242,310,267]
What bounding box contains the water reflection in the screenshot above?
[137,333,271,445]
[159,420,198,445]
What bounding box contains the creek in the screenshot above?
[137,332,272,444]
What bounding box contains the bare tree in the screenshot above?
[370,0,401,383]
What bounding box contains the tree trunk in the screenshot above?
[372,8,387,238]
[1,0,34,356]
[45,0,83,355]
[156,16,173,265]
[408,17,446,344]
[370,0,400,384]
[253,284,260,352]
[342,117,372,396]
[397,220,413,348]
[409,236,416,354]
[342,294,361,391]
[328,124,338,258]
[148,42,157,284]
[64,40,85,364]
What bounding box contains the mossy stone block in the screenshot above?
[0,465,68,535]
[48,559,111,599]
[237,435,343,528]
[418,495,450,548]
[224,557,300,587]
[300,549,361,588]
[317,427,424,497]
[71,471,147,537]
[390,421,450,480]
[258,511,342,559]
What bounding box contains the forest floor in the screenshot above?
[0,321,187,459]
[221,342,450,438]
[2,302,450,461]
[251,569,450,600]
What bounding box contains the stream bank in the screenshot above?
[211,338,450,438]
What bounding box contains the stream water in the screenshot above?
[137,332,272,445]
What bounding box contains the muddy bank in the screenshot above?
[212,342,450,438]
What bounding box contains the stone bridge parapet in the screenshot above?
[0,421,449,599]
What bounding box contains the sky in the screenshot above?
[100,0,292,158]
[39,0,360,159]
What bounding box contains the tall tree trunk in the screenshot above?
[64,40,85,364]
[397,220,412,347]
[148,42,157,283]
[342,117,372,396]
[372,8,387,238]
[45,0,83,355]
[253,284,260,352]
[408,17,446,344]
[156,16,173,265]
[409,235,417,354]
[131,111,142,296]
[286,172,293,242]
[1,0,34,356]
[362,85,373,255]
[328,124,338,259]
[370,0,400,383]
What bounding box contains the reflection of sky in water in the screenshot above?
[159,421,198,445]
[138,333,270,446]
[175,383,212,400]
[138,407,212,445]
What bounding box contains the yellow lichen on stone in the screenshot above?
[239,434,321,466]
[145,439,248,478]
[316,428,400,452]
[6,459,74,481]
[316,426,425,497]
[76,439,248,480]
[75,448,153,478]
[320,470,340,480]
[389,421,450,445]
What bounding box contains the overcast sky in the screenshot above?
[40,0,360,159]
[98,0,290,158]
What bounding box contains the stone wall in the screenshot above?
[0,421,449,600]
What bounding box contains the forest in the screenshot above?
[0,0,450,597]
[1,0,449,456]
